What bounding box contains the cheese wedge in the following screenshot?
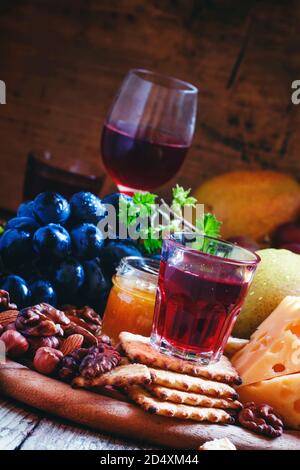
[238,373,300,430]
[232,296,300,385]
[199,438,236,450]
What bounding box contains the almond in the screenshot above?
[63,322,98,346]
[0,310,19,327]
[60,334,84,356]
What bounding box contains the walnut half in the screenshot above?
[79,342,121,379]
[62,305,102,336]
[58,337,121,382]
[238,402,283,438]
[15,303,70,337]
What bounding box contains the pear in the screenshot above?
[194,171,300,242]
[233,248,300,338]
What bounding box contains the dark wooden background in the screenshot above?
[0,0,300,212]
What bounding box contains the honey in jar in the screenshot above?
[102,256,159,344]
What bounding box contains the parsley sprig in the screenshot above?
[119,186,221,254]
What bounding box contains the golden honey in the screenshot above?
[102,257,159,344]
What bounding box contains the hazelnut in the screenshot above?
[4,322,17,332]
[33,347,63,375]
[0,330,29,358]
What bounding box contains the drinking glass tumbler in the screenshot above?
[151,233,260,364]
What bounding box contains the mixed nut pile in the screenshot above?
[0,289,121,380]
[0,289,284,439]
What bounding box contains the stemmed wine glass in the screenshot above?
[101,69,198,195]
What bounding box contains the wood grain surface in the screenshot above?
[0,0,300,211]
[0,360,299,450]
[0,398,155,450]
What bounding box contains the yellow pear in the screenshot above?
[194,171,300,242]
[233,248,300,338]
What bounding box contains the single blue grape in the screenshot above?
[0,229,32,268]
[33,224,71,258]
[101,192,133,241]
[54,258,85,295]
[33,192,70,225]
[82,259,111,302]
[30,279,57,306]
[70,192,106,225]
[100,240,142,279]
[17,201,36,219]
[0,275,31,308]
[6,216,39,234]
[101,192,132,214]
[71,223,104,260]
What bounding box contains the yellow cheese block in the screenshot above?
[232,296,300,385]
[238,373,300,430]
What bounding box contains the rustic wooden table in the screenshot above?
[0,395,156,450]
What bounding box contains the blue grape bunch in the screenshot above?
[0,191,142,312]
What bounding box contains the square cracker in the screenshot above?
[126,385,235,424]
[146,384,242,410]
[119,332,241,385]
[224,337,249,358]
[149,368,238,400]
[72,364,151,388]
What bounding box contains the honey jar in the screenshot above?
[102,256,159,344]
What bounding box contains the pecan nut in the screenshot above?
[15,303,70,337]
[63,305,102,336]
[238,402,283,438]
[79,341,121,379]
[0,290,17,312]
[33,303,70,326]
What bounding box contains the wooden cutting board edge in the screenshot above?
[0,360,299,450]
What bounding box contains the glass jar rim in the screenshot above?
[167,232,261,266]
[117,256,160,278]
[128,68,198,94]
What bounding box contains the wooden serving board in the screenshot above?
[0,361,299,450]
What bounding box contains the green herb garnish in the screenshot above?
[192,213,221,253]
[171,184,197,214]
[120,187,221,255]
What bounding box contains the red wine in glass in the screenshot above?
[101,123,189,192]
[151,234,260,364]
[101,69,197,194]
[155,259,249,355]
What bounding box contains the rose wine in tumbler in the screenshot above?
[151,234,260,364]
[101,69,197,194]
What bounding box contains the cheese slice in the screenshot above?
[238,373,300,430]
[232,296,300,385]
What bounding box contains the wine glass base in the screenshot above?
[117,184,146,196]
